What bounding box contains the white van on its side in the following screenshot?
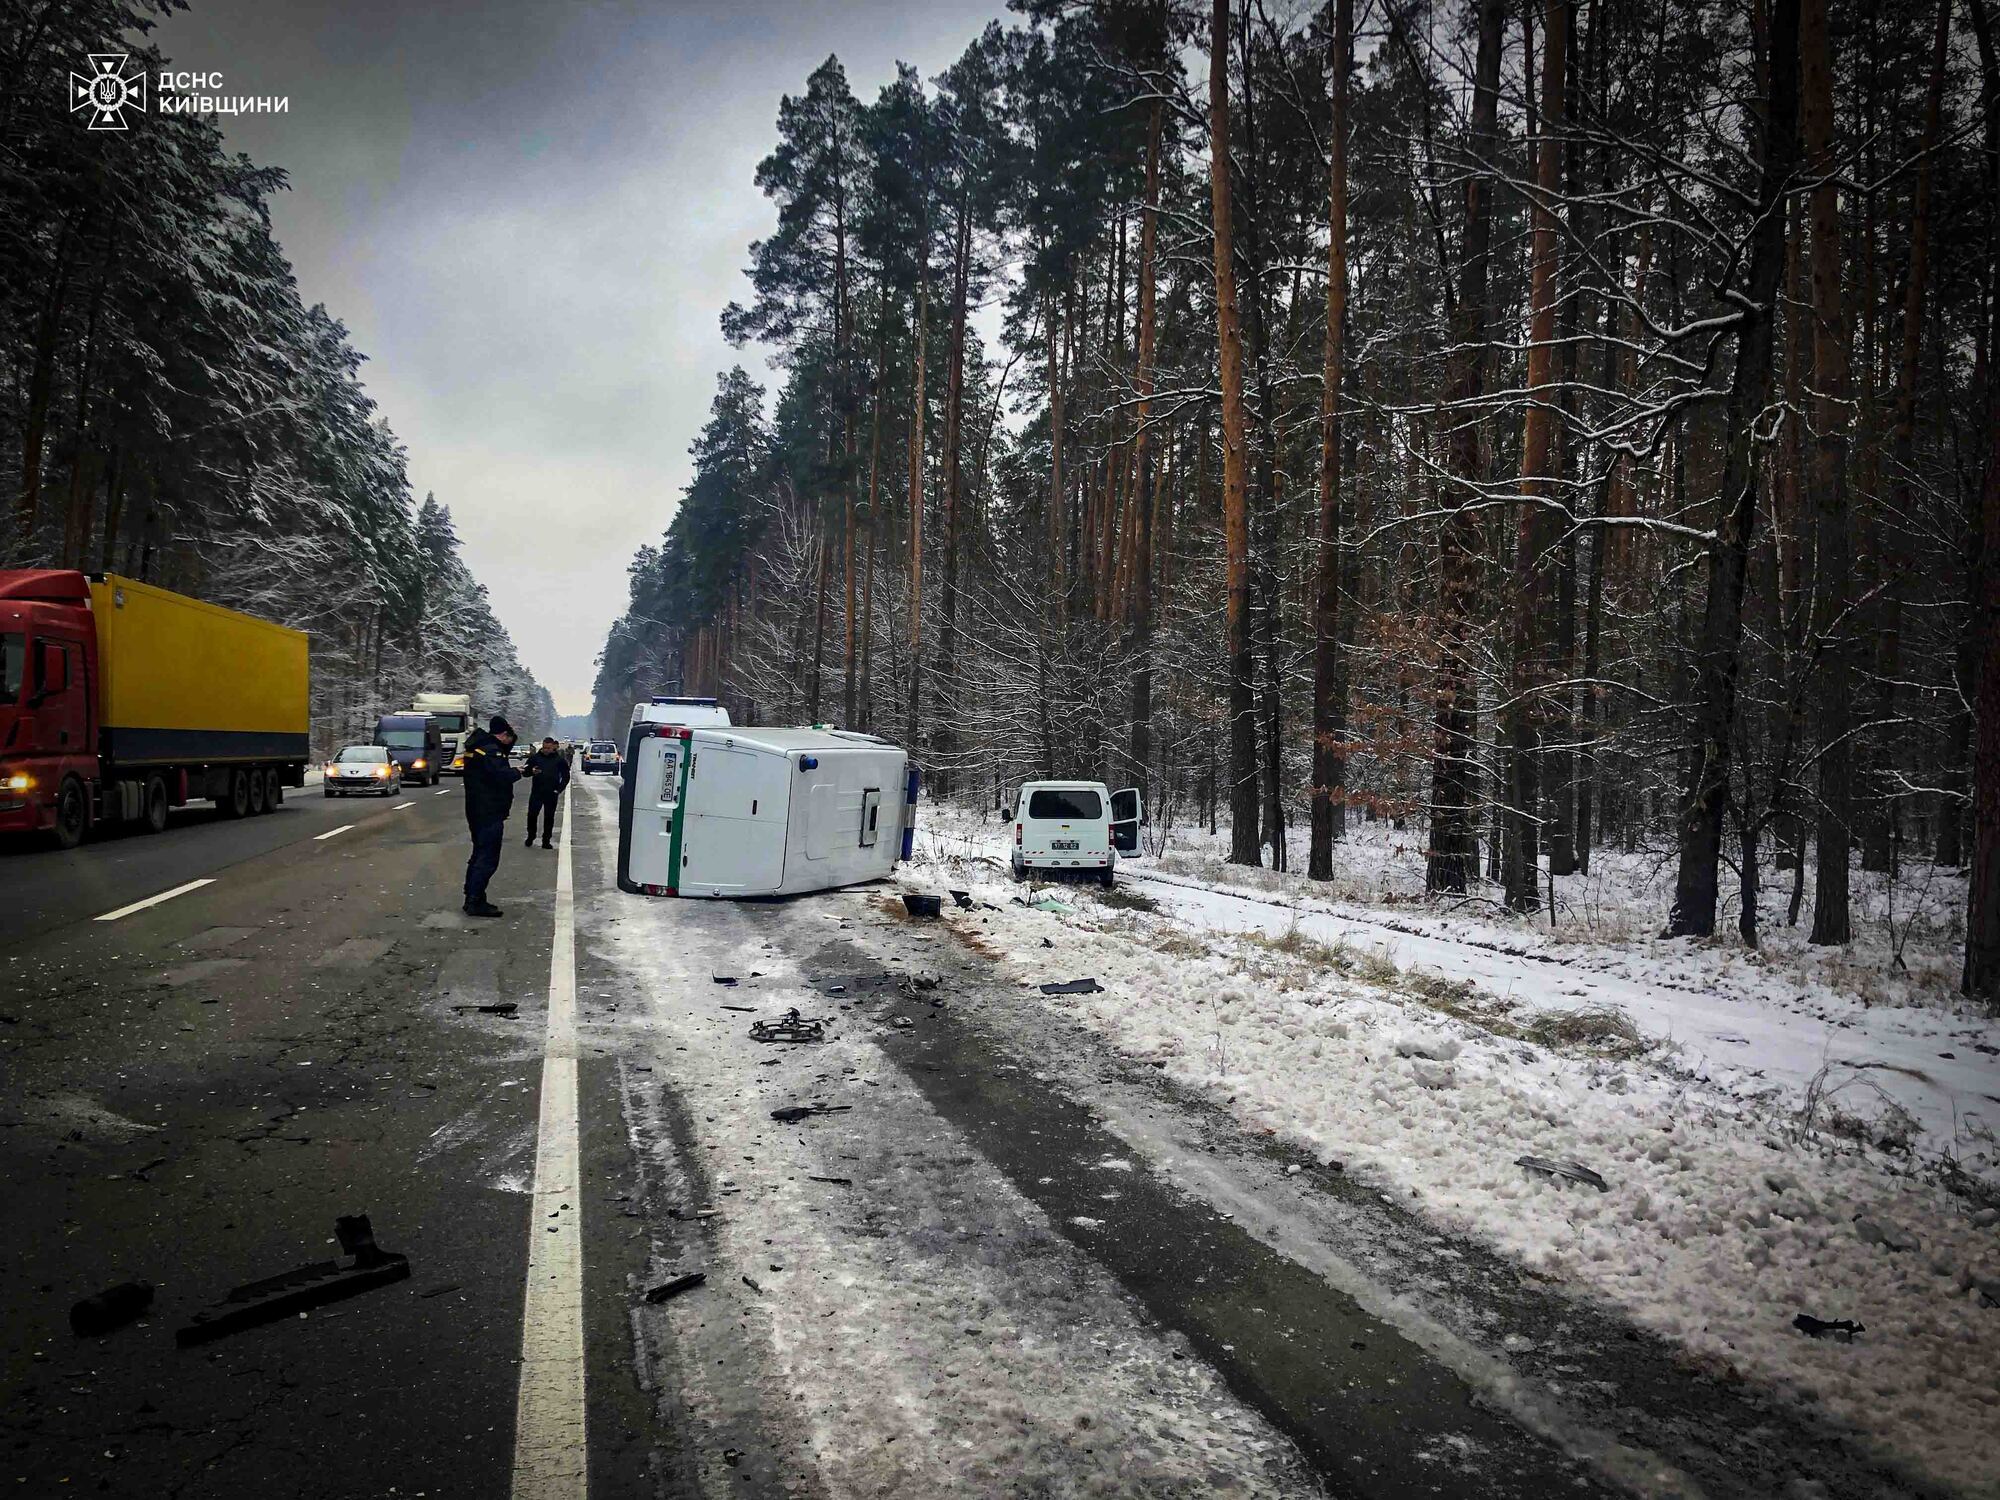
[1006,780,1143,887]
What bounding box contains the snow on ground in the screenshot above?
[901,810,2000,1497]
[580,790,1320,1497]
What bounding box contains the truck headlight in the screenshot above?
[4,773,31,792]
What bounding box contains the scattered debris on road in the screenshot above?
[1793,1313,1864,1342]
[643,1272,706,1304]
[742,1275,764,1294]
[806,1174,854,1187]
[1514,1155,1610,1192]
[720,1004,756,1013]
[903,892,944,919]
[948,889,974,909]
[712,975,738,986]
[749,1009,827,1044]
[176,1215,410,1347]
[1040,978,1104,996]
[770,1103,853,1124]
[70,1282,153,1337]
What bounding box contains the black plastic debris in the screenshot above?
[948,889,975,910]
[452,1001,518,1016]
[1040,978,1104,996]
[1515,1155,1610,1192]
[712,975,738,987]
[175,1215,409,1347]
[70,1282,153,1337]
[742,1275,764,1294]
[749,1009,827,1043]
[1040,937,1054,949]
[770,1103,854,1124]
[807,1175,855,1187]
[903,893,943,919]
[720,1004,756,1013]
[1793,1313,1864,1341]
[644,1272,706,1304]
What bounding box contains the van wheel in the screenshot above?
[1010,854,1026,882]
[246,769,268,816]
[223,769,252,818]
[1098,868,1115,890]
[52,778,88,849]
[141,776,170,835]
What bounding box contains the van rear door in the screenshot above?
[1023,785,1107,864]
[1109,787,1143,854]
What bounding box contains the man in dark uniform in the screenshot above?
[461,715,520,917]
[523,736,570,849]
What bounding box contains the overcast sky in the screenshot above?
[153,0,1005,715]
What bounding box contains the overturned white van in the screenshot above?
[616,725,915,898]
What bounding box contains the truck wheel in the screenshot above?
[141,776,170,835]
[52,778,88,850]
[222,769,252,819]
[263,769,283,811]
[246,770,268,816]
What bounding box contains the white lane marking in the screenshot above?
[512,787,584,1498]
[94,878,215,922]
[314,824,356,842]
[435,788,452,797]
[393,800,415,810]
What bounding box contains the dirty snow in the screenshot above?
[901,812,2000,1497]
[579,787,1319,1497]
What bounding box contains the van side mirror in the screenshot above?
[1000,807,1013,822]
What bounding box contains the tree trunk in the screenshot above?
[935,195,971,788]
[1211,0,1259,867]
[1664,0,1801,936]
[1503,0,1567,914]
[1802,0,1854,946]
[1425,0,1504,895]
[1309,0,1353,883]
[907,267,929,749]
[1128,90,1166,805]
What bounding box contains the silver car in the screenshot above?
[325,744,404,797]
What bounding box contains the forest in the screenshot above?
[593,0,2000,1003]
[0,0,555,752]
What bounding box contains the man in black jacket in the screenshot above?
[523,736,570,849]
[462,715,520,917]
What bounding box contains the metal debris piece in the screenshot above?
[1793,1313,1864,1341]
[175,1215,409,1347]
[903,892,943,919]
[770,1103,854,1124]
[742,1275,764,1294]
[452,1002,518,1016]
[749,1008,828,1044]
[1040,978,1104,996]
[720,1004,756,1013]
[1515,1155,1610,1193]
[891,1014,915,1029]
[70,1282,153,1337]
[643,1272,706,1304]
[807,1175,854,1187]
[948,889,974,910]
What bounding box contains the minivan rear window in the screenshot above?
[1028,788,1102,821]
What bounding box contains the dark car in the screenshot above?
[373,713,443,787]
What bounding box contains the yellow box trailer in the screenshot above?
[89,574,309,765]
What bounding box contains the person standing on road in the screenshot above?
[523,736,570,849]
[462,715,520,917]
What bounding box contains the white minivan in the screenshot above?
[1006,780,1142,887]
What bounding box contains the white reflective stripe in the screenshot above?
[392,801,415,810]
[512,788,584,1497]
[314,824,355,842]
[435,788,451,797]
[94,878,215,921]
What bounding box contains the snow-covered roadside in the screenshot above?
[897,831,2000,1497]
[919,809,1999,1184]
[577,787,1319,1496]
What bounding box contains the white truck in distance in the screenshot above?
[410,692,474,774]
[1006,780,1142,887]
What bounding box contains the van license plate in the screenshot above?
[1052,839,1079,851]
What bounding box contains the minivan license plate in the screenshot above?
[1052,839,1079,851]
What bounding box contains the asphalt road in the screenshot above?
[0,771,1952,1499]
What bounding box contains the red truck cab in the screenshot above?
[0,570,98,844]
